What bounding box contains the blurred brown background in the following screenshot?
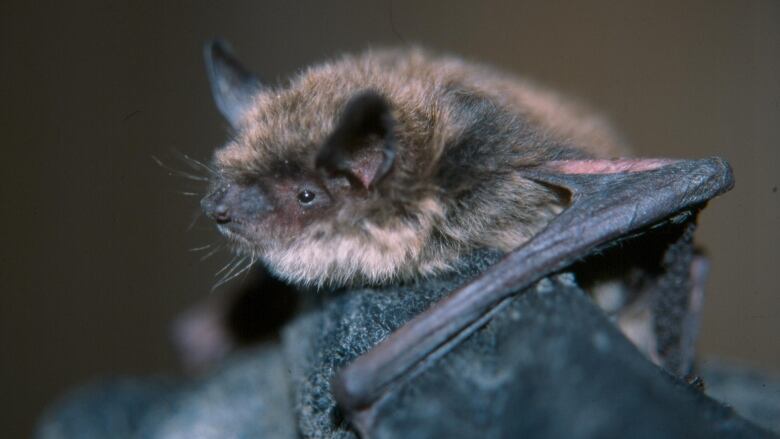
[1,1,778,437]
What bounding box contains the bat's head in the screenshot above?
[200,41,453,287]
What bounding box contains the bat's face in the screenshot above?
[200,150,341,264]
[200,103,392,288]
[201,42,448,287]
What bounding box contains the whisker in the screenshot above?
[212,256,256,291]
[186,209,203,232]
[189,243,213,252]
[215,254,242,277]
[212,255,248,291]
[241,253,257,282]
[220,255,247,281]
[151,155,209,182]
[176,152,218,177]
[200,243,223,261]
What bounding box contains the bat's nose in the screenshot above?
[212,204,231,224]
[201,182,272,224]
[202,199,232,224]
[201,187,232,224]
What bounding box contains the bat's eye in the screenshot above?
[297,189,316,204]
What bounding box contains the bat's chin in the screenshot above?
[217,223,255,249]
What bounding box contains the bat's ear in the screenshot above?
[203,39,262,129]
[315,90,396,190]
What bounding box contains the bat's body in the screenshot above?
[198,41,735,434]
[202,44,624,289]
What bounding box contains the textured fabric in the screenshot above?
[36,251,777,438]
[281,250,504,438]
[364,276,773,438]
[703,361,780,434]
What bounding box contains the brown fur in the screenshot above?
[208,48,626,288]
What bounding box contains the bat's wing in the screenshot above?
[333,158,735,428]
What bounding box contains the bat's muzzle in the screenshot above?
[202,182,272,225]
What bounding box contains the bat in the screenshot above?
[198,40,734,429]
